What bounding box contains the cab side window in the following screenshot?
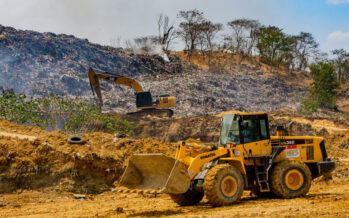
[243,116,260,143]
[260,119,268,140]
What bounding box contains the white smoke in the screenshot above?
[130,37,170,62]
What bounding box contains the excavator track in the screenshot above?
[127,109,174,118]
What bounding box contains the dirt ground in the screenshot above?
[0,110,348,217]
[0,182,348,217]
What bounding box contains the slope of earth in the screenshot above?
[0,111,348,217]
[0,110,348,193]
[0,119,176,194]
[175,51,312,88]
[0,24,310,115]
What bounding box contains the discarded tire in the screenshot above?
[68,136,85,145]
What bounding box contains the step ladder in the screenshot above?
[255,165,270,192]
[254,147,285,192]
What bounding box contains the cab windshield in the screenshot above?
[219,114,240,146]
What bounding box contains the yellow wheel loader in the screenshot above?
[118,112,335,206]
[88,68,176,117]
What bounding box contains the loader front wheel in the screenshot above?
[271,160,312,198]
[170,189,204,206]
[204,164,244,206]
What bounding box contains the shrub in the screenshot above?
[0,93,134,135]
[300,62,340,113]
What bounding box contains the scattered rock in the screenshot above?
[339,141,349,149]
[116,207,124,213]
[73,194,86,199]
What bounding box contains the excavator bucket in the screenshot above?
[118,154,190,194]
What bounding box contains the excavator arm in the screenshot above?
[88,68,143,106]
[88,67,175,117]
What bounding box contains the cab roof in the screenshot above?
[216,111,267,117]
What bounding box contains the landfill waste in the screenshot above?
[0,24,311,116]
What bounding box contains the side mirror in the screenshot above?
[242,121,249,130]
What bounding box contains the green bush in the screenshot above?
[300,62,340,113]
[0,93,134,135]
[298,98,319,114]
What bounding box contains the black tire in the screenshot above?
[68,136,85,145]
[271,159,312,198]
[204,164,244,206]
[169,189,204,206]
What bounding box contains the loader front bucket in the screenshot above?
[118,154,190,194]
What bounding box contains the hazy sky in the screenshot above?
[0,0,349,52]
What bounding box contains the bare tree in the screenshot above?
[226,18,260,55]
[227,19,247,54]
[225,19,261,69]
[198,21,222,62]
[157,13,177,52]
[245,20,261,56]
[124,39,135,50]
[201,21,222,52]
[293,32,319,70]
[177,9,205,60]
[331,49,349,83]
[110,35,123,48]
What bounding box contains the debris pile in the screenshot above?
[0,24,309,115]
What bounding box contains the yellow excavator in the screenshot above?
[117,112,335,206]
[88,68,176,117]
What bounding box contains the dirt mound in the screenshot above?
[1,109,348,194]
[0,119,176,194]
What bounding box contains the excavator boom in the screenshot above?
[88,68,143,106]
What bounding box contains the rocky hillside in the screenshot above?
[0,24,308,116]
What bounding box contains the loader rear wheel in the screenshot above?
[271,160,312,198]
[169,189,204,206]
[204,164,244,206]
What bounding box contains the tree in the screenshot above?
[200,21,222,52]
[256,26,295,67]
[307,62,340,109]
[225,19,260,55]
[157,13,177,52]
[293,32,319,70]
[331,49,349,83]
[196,20,222,62]
[226,19,247,54]
[245,20,261,56]
[177,9,205,59]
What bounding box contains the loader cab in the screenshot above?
[219,113,270,147]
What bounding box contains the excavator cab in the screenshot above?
[136,91,154,107]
